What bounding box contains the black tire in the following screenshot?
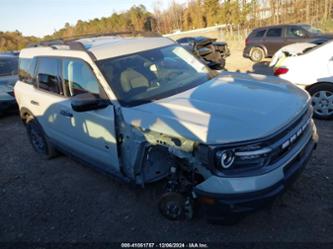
[308,83,333,120]
[250,47,265,62]
[25,116,58,159]
[158,192,185,220]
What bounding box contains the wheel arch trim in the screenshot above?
[305,81,333,92]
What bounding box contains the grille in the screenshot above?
[208,106,312,177]
[268,107,312,165]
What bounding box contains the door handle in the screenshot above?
[30,100,39,106]
[60,110,73,118]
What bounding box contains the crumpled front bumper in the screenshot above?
[194,125,318,221]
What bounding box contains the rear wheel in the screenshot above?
[308,83,333,120]
[25,116,58,159]
[250,47,265,62]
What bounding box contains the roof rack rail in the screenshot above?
[26,31,162,61]
[62,31,162,41]
[27,40,97,60]
[27,31,161,48]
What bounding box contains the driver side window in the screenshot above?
[287,27,306,38]
[62,58,100,97]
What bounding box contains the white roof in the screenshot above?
[20,36,175,61]
[80,36,175,60]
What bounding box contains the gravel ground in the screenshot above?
[0,49,332,244]
[225,42,274,75]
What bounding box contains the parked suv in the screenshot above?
[15,35,318,223]
[0,54,18,115]
[244,24,333,62]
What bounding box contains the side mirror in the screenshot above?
[71,92,110,112]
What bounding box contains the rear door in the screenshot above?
[29,57,65,133]
[263,27,283,56]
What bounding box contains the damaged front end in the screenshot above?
[114,107,211,220]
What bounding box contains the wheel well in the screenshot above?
[305,82,333,92]
[19,107,34,123]
[250,46,267,57]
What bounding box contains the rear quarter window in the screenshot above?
[266,28,282,37]
[19,58,36,84]
[255,30,266,38]
[249,30,266,39]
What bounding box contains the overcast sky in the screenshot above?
[0,0,186,37]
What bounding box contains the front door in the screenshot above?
[285,26,311,45]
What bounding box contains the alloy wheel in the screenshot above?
[312,90,333,117]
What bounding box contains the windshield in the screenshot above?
[301,25,322,34]
[97,45,217,106]
[0,57,18,76]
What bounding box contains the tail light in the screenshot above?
[245,37,249,46]
[274,67,289,76]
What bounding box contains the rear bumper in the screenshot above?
[194,130,318,220]
[243,46,251,58]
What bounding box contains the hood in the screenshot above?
[122,72,309,144]
[310,33,333,39]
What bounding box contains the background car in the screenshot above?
[274,40,333,120]
[0,54,18,115]
[270,42,317,68]
[244,24,333,62]
[177,36,230,69]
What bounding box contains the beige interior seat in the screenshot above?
[120,68,149,93]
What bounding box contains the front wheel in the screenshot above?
[158,192,186,220]
[308,83,333,120]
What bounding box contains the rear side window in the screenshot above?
[62,58,100,96]
[266,28,282,37]
[36,57,62,95]
[19,58,36,84]
[255,30,266,38]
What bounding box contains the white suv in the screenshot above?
[15,35,318,223]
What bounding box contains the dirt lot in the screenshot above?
[0,48,333,244]
[225,41,274,74]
